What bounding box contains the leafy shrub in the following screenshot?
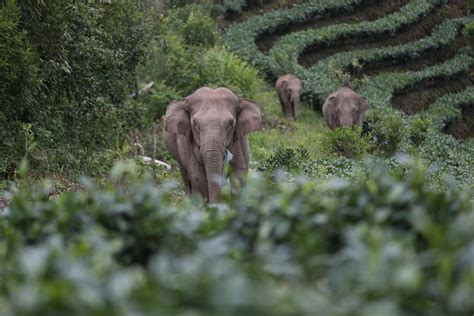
[321,126,372,158]
[407,116,431,145]
[223,0,247,13]
[141,82,182,123]
[201,47,264,98]
[418,131,474,185]
[365,108,405,157]
[142,34,203,96]
[1,160,474,315]
[181,10,218,47]
[257,146,309,174]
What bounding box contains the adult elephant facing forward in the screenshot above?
[322,84,369,130]
[163,87,263,203]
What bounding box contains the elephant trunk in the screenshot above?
[201,142,225,203]
[339,115,354,128]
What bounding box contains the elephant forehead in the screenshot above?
[338,87,358,97]
[190,89,238,111]
[192,87,238,101]
[192,106,235,122]
[338,99,357,109]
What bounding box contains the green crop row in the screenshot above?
[223,0,247,13]
[414,86,474,131]
[357,52,473,110]
[360,53,474,184]
[224,0,369,70]
[409,88,474,185]
[302,17,471,103]
[268,0,438,79]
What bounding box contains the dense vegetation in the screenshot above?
[1,160,473,315]
[0,0,150,177]
[1,0,473,314]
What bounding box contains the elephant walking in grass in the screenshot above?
[275,74,304,120]
[322,84,369,130]
[163,87,263,203]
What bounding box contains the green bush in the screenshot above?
[181,10,218,47]
[141,82,182,123]
[1,160,473,315]
[322,126,372,158]
[407,116,431,145]
[201,47,264,98]
[257,146,310,174]
[365,109,405,157]
[223,0,247,13]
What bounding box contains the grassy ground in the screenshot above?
[249,85,328,167]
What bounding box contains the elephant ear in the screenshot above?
[234,98,263,141]
[355,96,369,125]
[322,95,338,130]
[164,100,191,138]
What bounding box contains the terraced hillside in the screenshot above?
[225,0,473,181]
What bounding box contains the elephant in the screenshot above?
[275,74,304,120]
[322,84,369,130]
[163,87,263,203]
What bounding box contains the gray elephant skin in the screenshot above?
[322,85,369,129]
[275,74,303,120]
[163,87,263,203]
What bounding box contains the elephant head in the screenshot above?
[322,86,369,130]
[164,87,262,202]
[276,74,303,120]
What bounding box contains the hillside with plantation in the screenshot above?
[0,1,473,315]
[225,0,473,182]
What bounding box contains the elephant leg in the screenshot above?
[291,101,297,120]
[164,132,192,194]
[283,95,293,119]
[176,161,191,195]
[277,92,286,117]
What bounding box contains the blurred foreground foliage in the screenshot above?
[1,159,473,315]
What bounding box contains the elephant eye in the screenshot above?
[193,120,199,131]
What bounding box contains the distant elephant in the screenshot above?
[322,85,369,129]
[275,74,304,120]
[163,87,263,203]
